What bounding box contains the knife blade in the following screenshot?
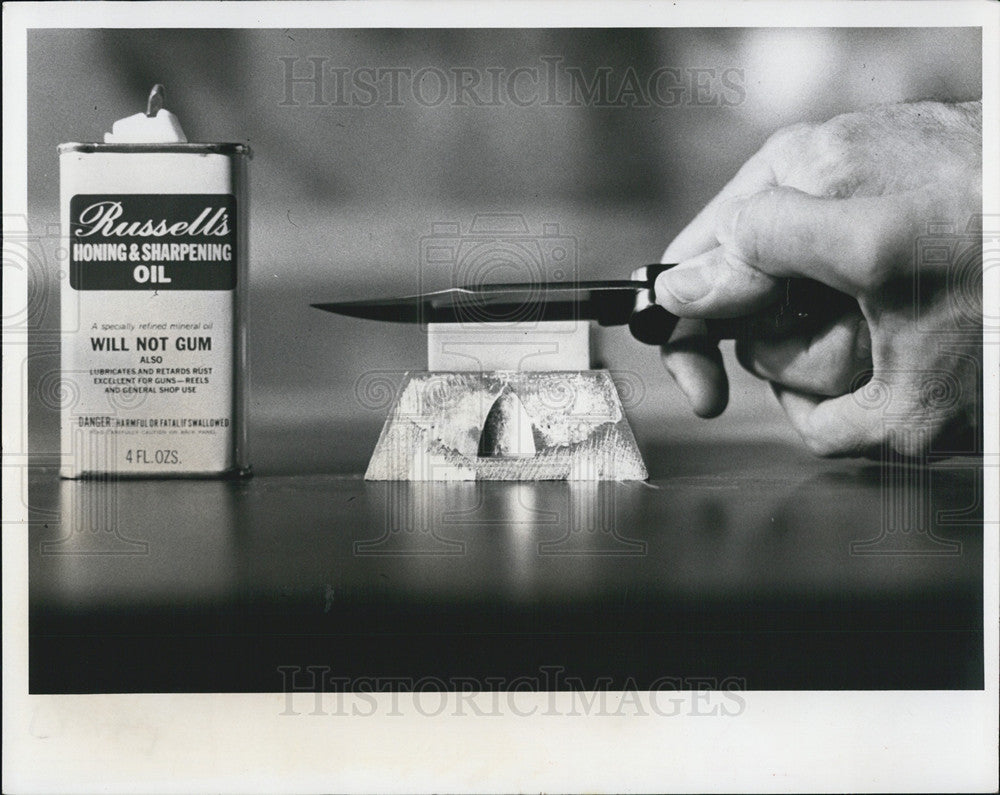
[312,280,641,325]
[311,265,855,346]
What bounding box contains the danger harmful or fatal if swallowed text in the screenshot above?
[76,417,231,428]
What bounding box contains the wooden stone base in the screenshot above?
[365,370,647,481]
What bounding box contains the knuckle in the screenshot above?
[811,371,848,398]
[772,114,867,198]
[774,112,876,198]
[811,116,865,196]
[764,121,817,156]
[800,429,840,458]
[849,229,886,292]
[720,245,756,279]
[718,211,753,263]
[815,114,861,148]
[738,338,785,384]
[761,123,822,187]
[720,192,779,266]
[796,413,867,458]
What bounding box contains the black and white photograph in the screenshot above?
[3,1,998,792]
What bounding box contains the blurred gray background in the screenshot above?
[27,28,981,474]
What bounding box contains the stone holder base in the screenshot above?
[365,370,648,481]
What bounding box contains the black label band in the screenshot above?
[69,194,237,291]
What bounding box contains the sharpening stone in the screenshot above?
[427,321,589,371]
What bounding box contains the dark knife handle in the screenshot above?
[628,263,855,345]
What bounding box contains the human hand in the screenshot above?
[652,100,982,458]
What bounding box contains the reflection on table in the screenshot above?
[29,439,984,692]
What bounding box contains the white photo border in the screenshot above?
[3,2,998,793]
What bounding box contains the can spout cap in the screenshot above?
[104,84,187,143]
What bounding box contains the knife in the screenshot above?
[311,264,854,346]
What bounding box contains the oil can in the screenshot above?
[58,88,250,477]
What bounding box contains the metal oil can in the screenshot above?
[58,86,250,477]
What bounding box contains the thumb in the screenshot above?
[655,246,784,318]
[655,187,907,318]
[714,187,909,295]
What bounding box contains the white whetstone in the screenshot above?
[427,321,589,371]
[364,371,648,481]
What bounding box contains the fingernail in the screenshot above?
[657,267,711,304]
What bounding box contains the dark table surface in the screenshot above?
[29,437,984,693]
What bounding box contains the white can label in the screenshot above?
[62,192,238,476]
